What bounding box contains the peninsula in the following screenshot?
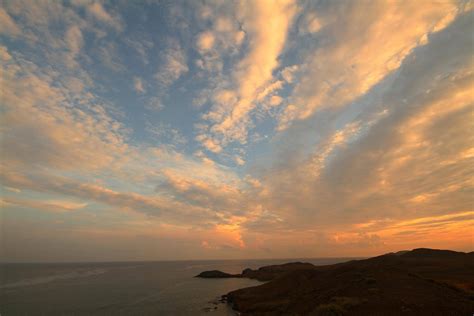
[197,248,474,315]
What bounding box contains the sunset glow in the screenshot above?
[0,0,473,262]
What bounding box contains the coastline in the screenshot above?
[197,249,474,315]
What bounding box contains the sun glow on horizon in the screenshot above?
[0,0,473,262]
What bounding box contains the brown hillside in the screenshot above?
[225,249,474,315]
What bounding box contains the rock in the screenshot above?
[201,306,217,312]
[242,268,253,275]
[195,270,240,278]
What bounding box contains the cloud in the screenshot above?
[0,7,21,36]
[0,44,248,227]
[3,0,65,29]
[98,41,125,72]
[279,0,462,130]
[155,162,260,219]
[0,1,472,261]
[196,31,215,52]
[145,97,165,111]
[124,37,154,64]
[0,169,221,226]
[195,2,246,51]
[64,25,83,68]
[0,1,124,76]
[268,95,283,107]
[146,122,187,147]
[199,0,299,149]
[298,11,322,34]
[196,136,223,153]
[0,45,128,172]
[281,65,299,83]
[154,40,188,88]
[234,156,246,166]
[348,211,474,253]
[2,197,87,212]
[255,11,474,233]
[86,2,123,31]
[0,45,12,61]
[133,76,146,93]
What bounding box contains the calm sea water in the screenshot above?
[0,258,353,315]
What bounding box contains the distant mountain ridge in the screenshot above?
[198,248,474,315]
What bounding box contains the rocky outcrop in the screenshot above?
[196,262,316,281]
[195,270,240,278]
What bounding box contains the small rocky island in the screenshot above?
[197,249,474,315]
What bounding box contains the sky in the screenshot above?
[0,0,473,262]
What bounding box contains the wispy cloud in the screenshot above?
[83,1,123,32]
[2,197,88,212]
[0,7,21,36]
[279,0,462,129]
[1,0,472,261]
[198,0,299,151]
[154,40,188,88]
[133,76,146,93]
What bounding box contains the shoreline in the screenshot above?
[197,248,474,315]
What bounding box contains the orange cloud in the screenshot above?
[279,0,462,129]
[196,31,215,51]
[201,0,299,147]
[2,197,87,212]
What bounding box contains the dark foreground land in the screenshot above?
[197,248,474,315]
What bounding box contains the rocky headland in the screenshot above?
[196,262,315,281]
[197,248,474,315]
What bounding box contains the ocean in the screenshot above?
[0,258,353,315]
